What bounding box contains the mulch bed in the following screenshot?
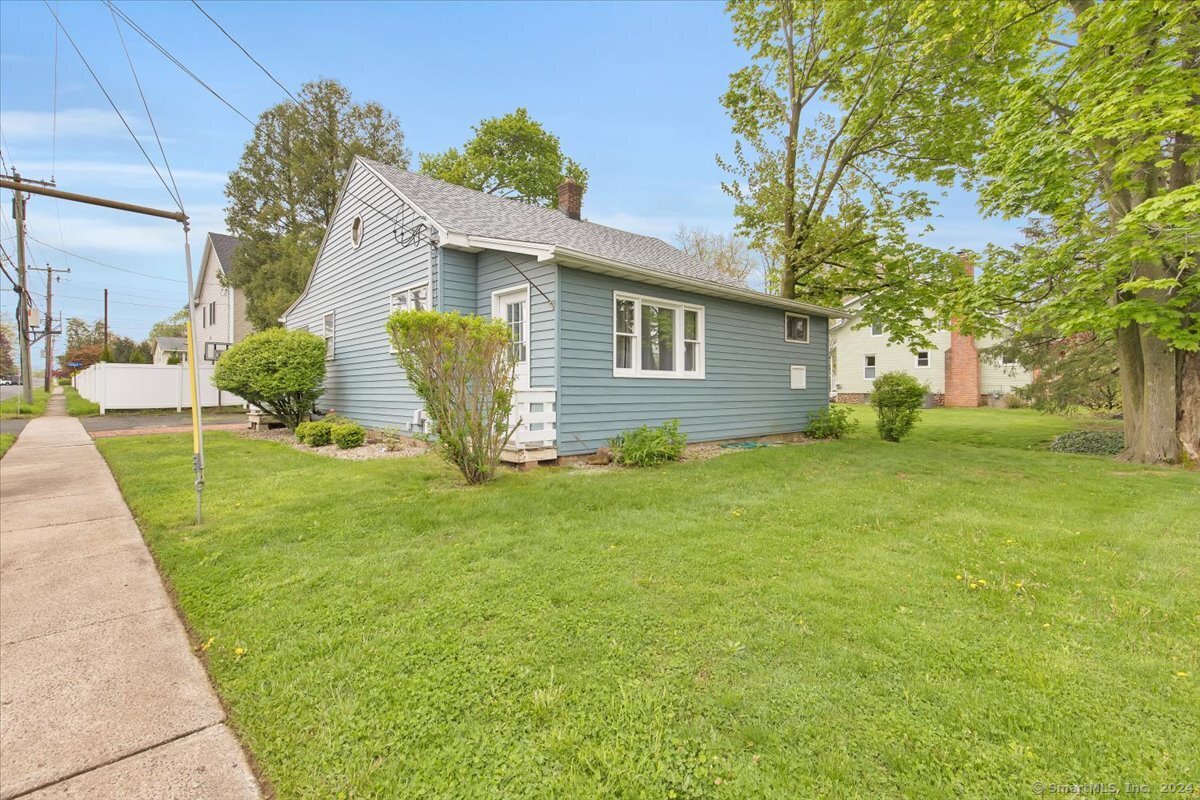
[239,427,429,461]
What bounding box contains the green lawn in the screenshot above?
[98,409,1197,799]
[63,386,101,417]
[0,388,49,419]
[0,433,14,459]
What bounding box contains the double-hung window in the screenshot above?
[208,300,217,327]
[613,292,704,378]
[864,354,877,380]
[323,312,335,360]
[870,322,884,337]
[388,284,429,351]
[915,350,930,368]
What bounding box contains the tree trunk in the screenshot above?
[1117,325,1182,464]
[1115,322,1144,451]
[1178,349,1200,463]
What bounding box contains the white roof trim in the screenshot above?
[191,235,215,305]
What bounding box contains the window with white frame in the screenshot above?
[502,295,527,364]
[351,216,364,249]
[201,305,207,328]
[209,300,217,327]
[1000,352,1019,366]
[785,312,810,343]
[864,354,877,380]
[323,312,335,359]
[388,284,429,352]
[915,350,930,368]
[613,292,704,378]
[870,322,884,337]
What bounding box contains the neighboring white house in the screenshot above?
[830,299,1032,407]
[151,336,188,365]
[192,232,252,363]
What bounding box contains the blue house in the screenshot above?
[282,157,842,461]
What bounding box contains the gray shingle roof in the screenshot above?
[155,336,186,352]
[364,160,743,288]
[208,232,243,279]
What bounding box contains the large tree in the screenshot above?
[958,1,1199,463]
[0,321,15,378]
[718,0,1022,344]
[673,224,757,285]
[146,307,189,340]
[225,78,410,330]
[420,108,587,207]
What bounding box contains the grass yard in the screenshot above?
[98,408,1197,799]
[0,433,14,459]
[0,388,48,419]
[63,386,101,417]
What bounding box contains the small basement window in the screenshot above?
[790,365,808,390]
[785,312,810,344]
[915,351,930,368]
[351,216,364,249]
[864,354,876,380]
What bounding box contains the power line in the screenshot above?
[55,293,179,310]
[109,3,183,210]
[42,1,183,214]
[25,236,186,282]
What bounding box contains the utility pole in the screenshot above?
[29,264,69,392]
[6,170,55,405]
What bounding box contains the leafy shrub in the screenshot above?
[387,310,516,484]
[870,372,928,442]
[609,419,687,467]
[295,421,313,443]
[57,377,72,386]
[1049,430,1124,455]
[332,422,366,449]
[805,406,859,439]
[213,328,326,431]
[303,422,333,447]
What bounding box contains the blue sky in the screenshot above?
[0,0,1022,349]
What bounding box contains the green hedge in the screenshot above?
[332,423,366,449]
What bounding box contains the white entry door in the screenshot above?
[493,287,529,390]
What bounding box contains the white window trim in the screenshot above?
[915,350,931,368]
[323,311,335,360]
[870,322,884,337]
[388,282,430,353]
[784,312,810,344]
[351,216,364,249]
[490,284,531,366]
[864,354,877,381]
[612,290,705,379]
[1000,354,1019,366]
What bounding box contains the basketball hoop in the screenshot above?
[204,341,231,362]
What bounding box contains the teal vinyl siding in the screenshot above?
[475,251,557,388]
[556,266,829,455]
[283,162,433,430]
[439,248,477,315]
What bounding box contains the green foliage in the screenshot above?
[64,387,100,417]
[0,388,49,419]
[225,78,410,330]
[300,421,333,447]
[332,422,366,449]
[719,0,1014,343]
[0,433,13,460]
[609,419,687,467]
[419,107,587,207]
[804,405,858,440]
[1049,430,1125,457]
[166,353,182,366]
[147,307,189,340]
[870,372,928,442]
[988,328,1121,415]
[387,310,515,484]
[0,321,15,378]
[96,410,1196,798]
[212,328,326,430]
[56,377,72,386]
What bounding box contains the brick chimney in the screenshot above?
[556,178,582,221]
[944,253,981,407]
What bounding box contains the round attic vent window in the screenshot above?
[351,216,364,248]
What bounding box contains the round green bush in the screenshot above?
[1049,430,1124,456]
[305,421,333,447]
[332,422,366,449]
[212,328,326,431]
[869,372,929,442]
[805,406,859,440]
[295,421,313,444]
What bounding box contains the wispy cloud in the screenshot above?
[0,108,140,140]
[35,204,227,256]
[19,160,228,187]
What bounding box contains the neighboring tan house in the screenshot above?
[829,269,1032,406]
[192,232,252,363]
[152,336,187,365]
[282,157,843,461]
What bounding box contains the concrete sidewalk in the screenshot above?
[0,390,261,799]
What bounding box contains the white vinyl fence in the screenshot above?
[73,363,245,414]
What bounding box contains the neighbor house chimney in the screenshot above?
[557,178,582,221]
[944,251,981,407]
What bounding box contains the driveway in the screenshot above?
[81,410,247,435]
